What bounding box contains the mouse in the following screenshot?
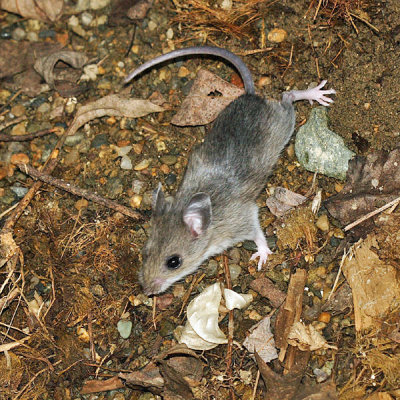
[124,46,335,295]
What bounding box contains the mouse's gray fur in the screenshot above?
[126,47,336,295]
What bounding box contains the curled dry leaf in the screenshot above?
[243,316,278,363]
[34,50,89,87]
[266,187,307,217]
[0,0,63,22]
[67,94,164,137]
[287,321,337,351]
[171,69,244,126]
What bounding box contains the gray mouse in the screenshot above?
[124,46,335,295]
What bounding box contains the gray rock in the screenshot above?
[160,155,177,165]
[10,186,29,198]
[228,264,242,281]
[91,133,109,148]
[117,319,132,339]
[65,132,84,146]
[295,107,354,180]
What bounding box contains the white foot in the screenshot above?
[250,236,273,271]
[283,80,336,106]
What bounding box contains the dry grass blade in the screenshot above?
[173,0,264,40]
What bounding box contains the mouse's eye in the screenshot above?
[166,255,182,270]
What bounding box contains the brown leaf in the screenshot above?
[0,0,63,22]
[293,380,338,400]
[250,276,286,308]
[67,95,164,137]
[266,187,307,217]
[325,148,400,237]
[171,69,244,126]
[34,50,89,87]
[81,376,125,394]
[159,360,194,399]
[119,361,164,393]
[342,234,400,331]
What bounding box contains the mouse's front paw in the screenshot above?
[308,80,336,106]
[250,248,272,271]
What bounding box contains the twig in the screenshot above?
[0,89,22,115]
[0,127,59,142]
[16,163,142,221]
[313,0,323,20]
[0,203,19,220]
[349,11,379,33]
[223,254,235,400]
[0,116,27,132]
[327,248,348,301]
[281,44,294,78]
[251,370,260,400]
[237,47,273,56]
[344,195,400,231]
[13,367,48,400]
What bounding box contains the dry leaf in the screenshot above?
[34,50,89,87]
[243,316,278,363]
[0,0,63,22]
[287,322,337,351]
[171,69,244,126]
[326,148,400,237]
[250,276,286,308]
[266,187,307,217]
[342,234,400,331]
[68,95,164,137]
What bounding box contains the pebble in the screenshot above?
[161,155,177,165]
[120,156,132,170]
[117,319,133,339]
[316,214,329,231]
[10,186,28,198]
[129,195,142,208]
[0,168,8,180]
[11,104,26,117]
[155,140,166,152]
[148,20,157,31]
[134,159,151,171]
[11,123,27,136]
[27,31,38,42]
[178,66,190,78]
[160,164,170,174]
[267,28,287,43]
[206,259,219,276]
[90,284,105,297]
[37,103,50,114]
[10,153,29,164]
[91,133,109,148]
[318,312,331,323]
[64,149,80,166]
[159,319,175,337]
[164,173,176,185]
[138,393,157,400]
[132,179,145,194]
[258,76,272,87]
[228,248,241,264]
[172,284,185,298]
[38,30,56,39]
[90,0,111,10]
[65,132,84,146]
[133,143,144,154]
[12,27,26,41]
[81,11,93,26]
[229,264,242,281]
[166,28,174,39]
[107,178,123,198]
[243,240,257,252]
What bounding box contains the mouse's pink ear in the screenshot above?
[152,183,166,216]
[183,193,212,238]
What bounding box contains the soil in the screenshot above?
[0,0,399,399]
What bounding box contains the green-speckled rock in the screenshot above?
[295,107,354,180]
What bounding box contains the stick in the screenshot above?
[344,195,400,231]
[16,163,142,221]
[0,127,59,142]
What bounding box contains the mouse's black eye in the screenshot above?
[166,255,182,270]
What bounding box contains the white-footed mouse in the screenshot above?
[124,46,335,295]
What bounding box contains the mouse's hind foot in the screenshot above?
[250,232,273,270]
[282,80,336,106]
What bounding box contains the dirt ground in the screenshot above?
[0,0,399,399]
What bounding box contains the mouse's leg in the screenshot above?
[249,208,272,270]
[282,80,336,106]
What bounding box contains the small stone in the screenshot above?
[10,186,28,198]
[64,149,80,166]
[27,31,39,42]
[166,28,174,39]
[173,284,185,298]
[37,103,50,113]
[12,27,26,41]
[148,20,157,31]
[332,227,344,239]
[117,319,133,339]
[11,123,27,136]
[248,310,263,321]
[77,327,90,342]
[159,319,175,337]
[243,240,257,252]
[335,182,344,192]
[316,214,329,231]
[160,155,177,165]
[91,284,105,296]
[178,66,190,78]
[81,11,93,25]
[120,156,133,170]
[75,198,88,210]
[91,133,109,148]
[155,140,166,152]
[258,76,271,87]
[228,248,241,264]
[0,168,8,180]
[10,153,29,164]
[318,312,331,323]
[65,132,84,146]
[164,173,176,185]
[133,143,144,154]
[131,45,139,54]
[134,159,150,171]
[160,164,170,174]
[90,0,111,10]
[267,28,287,43]
[207,260,219,276]
[11,104,26,117]
[129,195,142,208]
[364,102,371,110]
[132,179,145,194]
[229,264,242,281]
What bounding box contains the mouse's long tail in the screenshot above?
[124,46,255,95]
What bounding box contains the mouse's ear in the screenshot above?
[183,192,212,238]
[152,183,166,216]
